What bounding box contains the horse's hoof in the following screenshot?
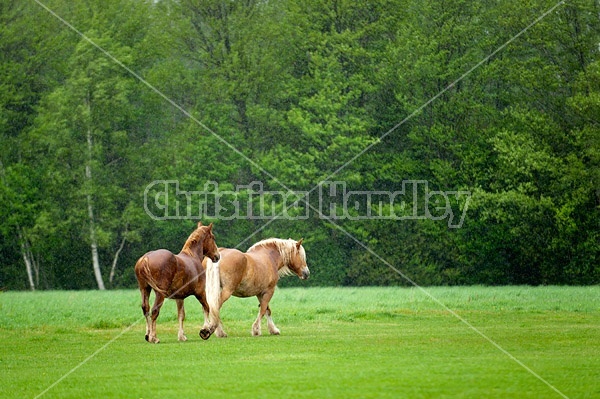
[199,329,211,340]
[178,335,188,342]
[146,335,160,344]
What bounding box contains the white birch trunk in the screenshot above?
[86,127,105,290]
[32,252,39,288]
[18,230,35,291]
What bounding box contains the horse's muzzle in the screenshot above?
[211,254,221,263]
[301,268,310,280]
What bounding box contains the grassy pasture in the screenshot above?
[0,286,598,398]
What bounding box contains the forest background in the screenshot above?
[1,0,598,290]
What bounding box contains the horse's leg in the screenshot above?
[198,295,210,331]
[176,299,187,342]
[202,287,232,338]
[265,305,280,335]
[252,290,275,336]
[197,294,215,340]
[148,292,165,344]
[215,320,227,338]
[140,286,151,341]
[215,288,235,338]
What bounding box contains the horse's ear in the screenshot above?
[207,222,213,231]
[197,221,203,228]
[296,238,303,249]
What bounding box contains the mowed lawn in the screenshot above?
[0,286,598,399]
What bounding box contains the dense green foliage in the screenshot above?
[0,287,598,398]
[0,0,598,289]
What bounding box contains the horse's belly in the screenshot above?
[232,281,262,297]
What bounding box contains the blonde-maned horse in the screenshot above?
[201,238,309,338]
[134,222,220,343]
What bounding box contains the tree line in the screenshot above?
[1,0,598,290]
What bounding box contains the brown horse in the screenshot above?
[201,238,309,338]
[134,222,220,343]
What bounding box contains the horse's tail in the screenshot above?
[204,257,222,328]
[137,256,168,297]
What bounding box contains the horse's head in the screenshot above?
[289,238,310,280]
[197,222,220,263]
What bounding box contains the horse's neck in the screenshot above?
[180,245,203,260]
[264,245,285,270]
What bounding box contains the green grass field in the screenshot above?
[0,286,598,398]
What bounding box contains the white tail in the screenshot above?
[205,258,221,327]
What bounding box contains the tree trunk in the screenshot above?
[18,229,35,291]
[109,233,127,285]
[86,126,105,290]
[32,251,39,288]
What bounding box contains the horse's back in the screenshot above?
[219,248,247,271]
[221,247,281,297]
[136,249,176,269]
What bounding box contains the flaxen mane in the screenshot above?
[248,238,304,277]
